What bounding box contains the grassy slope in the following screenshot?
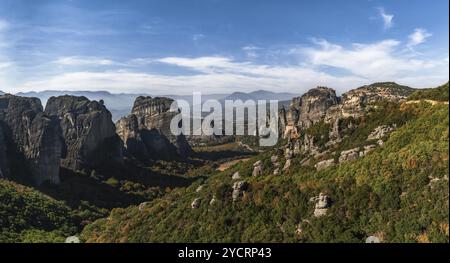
[81,101,449,243]
[0,179,77,242]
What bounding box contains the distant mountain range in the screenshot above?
[223,90,300,102]
[0,90,4,95]
[14,90,300,121]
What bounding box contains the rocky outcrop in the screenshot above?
[45,95,122,171]
[311,193,331,217]
[252,160,263,177]
[360,144,377,157]
[315,159,335,171]
[232,181,248,202]
[279,83,413,146]
[271,155,281,175]
[367,125,396,141]
[280,87,338,139]
[191,198,201,209]
[0,94,64,185]
[116,96,191,160]
[338,148,360,163]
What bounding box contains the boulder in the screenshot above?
[315,159,335,171]
[313,193,330,217]
[191,198,201,209]
[283,159,292,172]
[195,185,204,193]
[138,202,151,211]
[273,168,280,175]
[339,148,360,163]
[360,144,377,157]
[209,195,216,206]
[232,181,248,202]
[232,171,241,180]
[252,160,263,177]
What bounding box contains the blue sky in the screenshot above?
[0,0,448,95]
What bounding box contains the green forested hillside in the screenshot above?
[0,180,77,242]
[81,101,449,243]
[408,82,449,101]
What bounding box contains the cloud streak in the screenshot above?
[378,8,394,29]
[408,28,432,47]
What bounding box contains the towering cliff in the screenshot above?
[0,94,64,185]
[116,96,191,161]
[45,95,123,172]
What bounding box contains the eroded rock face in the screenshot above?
[45,95,122,171]
[0,95,64,185]
[292,87,339,129]
[27,114,65,185]
[116,96,191,160]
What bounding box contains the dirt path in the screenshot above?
[216,158,251,172]
[405,100,449,106]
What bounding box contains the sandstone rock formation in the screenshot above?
[252,160,263,177]
[0,94,64,185]
[45,95,122,171]
[232,181,248,202]
[116,96,191,160]
[279,83,413,148]
[280,87,339,136]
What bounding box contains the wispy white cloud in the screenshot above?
[192,34,205,41]
[0,19,9,31]
[242,45,262,59]
[378,8,394,29]
[408,28,432,47]
[53,56,117,66]
[298,38,447,83]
